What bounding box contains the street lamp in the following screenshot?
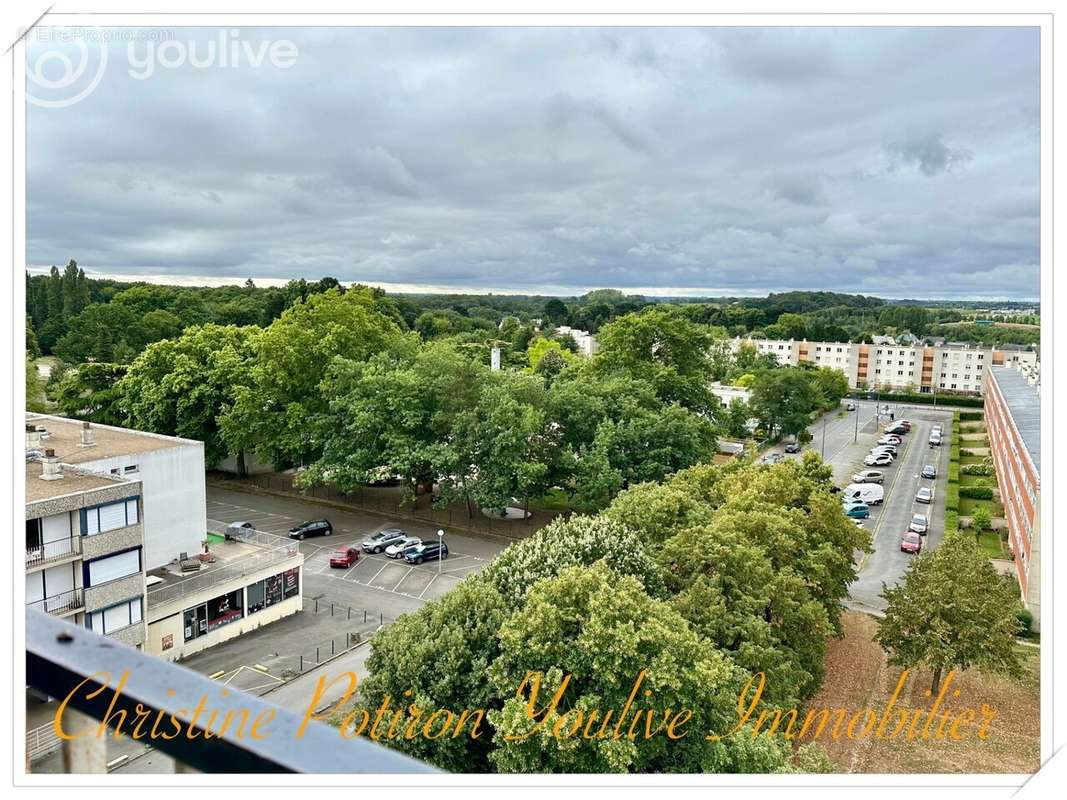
[437,529,444,576]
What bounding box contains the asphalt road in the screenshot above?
[765,401,953,613]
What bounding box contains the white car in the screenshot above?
[385,536,422,558]
[865,453,894,466]
[878,435,902,446]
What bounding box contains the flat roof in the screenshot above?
[25,412,201,465]
[989,366,1041,474]
[25,459,136,504]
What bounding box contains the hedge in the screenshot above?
[948,463,959,483]
[944,509,959,536]
[960,486,995,500]
[960,411,984,421]
[846,391,985,408]
[961,463,995,476]
[946,483,960,513]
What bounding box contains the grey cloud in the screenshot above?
[26,26,1040,299]
[886,133,975,176]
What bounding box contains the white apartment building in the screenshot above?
[554,326,600,357]
[26,413,206,570]
[733,338,1038,395]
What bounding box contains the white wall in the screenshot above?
[81,443,206,571]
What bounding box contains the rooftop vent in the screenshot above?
[80,421,95,448]
[40,449,62,481]
[37,426,51,441]
[25,424,40,450]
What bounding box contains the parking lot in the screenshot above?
[768,400,953,613]
[207,487,507,612]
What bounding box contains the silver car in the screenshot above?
[915,487,933,504]
[385,536,422,559]
[909,513,929,535]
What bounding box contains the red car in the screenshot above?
[329,546,360,568]
[900,532,923,554]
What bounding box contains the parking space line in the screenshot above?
[418,575,439,599]
[391,568,415,592]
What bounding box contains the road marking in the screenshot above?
[391,568,415,592]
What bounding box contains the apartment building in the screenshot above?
[25,413,206,570]
[25,448,147,649]
[984,366,1041,629]
[735,337,1038,395]
[554,325,600,357]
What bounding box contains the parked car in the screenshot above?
[870,444,898,455]
[385,536,422,558]
[361,528,410,553]
[900,532,923,554]
[877,435,902,446]
[846,401,856,411]
[915,487,933,504]
[784,442,801,454]
[885,424,908,436]
[909,513,929,535]
[851,470,885,484]
[288,519,333,540]
[404,540,449,564]
[929,434,942,447]
[843,503,870,519]
[865,453,894,467]
[842,483,884,505]
[898,420,912,431]
[225,521,255,539]
[921,464,937,479]
[329,546,360,568]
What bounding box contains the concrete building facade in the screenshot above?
[734,337,1038,396]
[25,449,148,650]
[984,366,1041,629]
[26,413,206,570]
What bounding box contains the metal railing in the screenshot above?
[147,541,301,608]
[25,609,436,774]
[27,588,84,617]
[26,721,63,762]
[26,537,82,569]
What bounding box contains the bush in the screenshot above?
[960,448,975,457]
[961,463,995,476]
[944,509,959,536]
[960,411,985,421]
[960,486,995,500]
[947,463,959,483]
[945,483,960,513]
[1016,608,1034,633]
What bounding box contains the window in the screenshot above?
[83,498,139,535]
[124,464,139,474]
[85,548,141,586]
[88,598,143,635]
[26,518,42,551]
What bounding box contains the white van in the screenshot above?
[842,483,885,505]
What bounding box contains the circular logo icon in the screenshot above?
[27,33,108,108]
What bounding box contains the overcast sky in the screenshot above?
[27,26,1040,299]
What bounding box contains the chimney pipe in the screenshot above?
[80,421,95,447]
[40,449,62,481]
[25,424,40,450]
[37,426,50,441]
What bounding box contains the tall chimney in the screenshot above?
[25,424,40,450]
[80,421,95,447]
[40,449,62,481]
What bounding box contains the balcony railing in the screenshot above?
[25,609,437,774]
[26,537,82,569]
[27,588,84,617]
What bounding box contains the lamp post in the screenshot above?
[437,529,444,577]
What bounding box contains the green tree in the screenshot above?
[51,362,129,425]
[227,288,406,467]
[876,534,1024,693]
[749,367,819,438]
[303,341,485,501]
[119,325,259,466]
[480,514,664,607]
[970,506,992,540]
[594,307,714,411]
[488,563,790,773]
[26,355,48,413]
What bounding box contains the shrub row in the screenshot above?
[960,411,985,421]
[960,486,995,500]
[846,391,985,408]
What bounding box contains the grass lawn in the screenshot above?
[959,474,997,489]
[806,612,1039,773]
[959,455,985,466]
[975,531,1005,558]
[959,496,1005,518]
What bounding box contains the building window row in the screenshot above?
[82,497,139,536]
[88,597,143,635]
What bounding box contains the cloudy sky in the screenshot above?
[27,26,1040,299]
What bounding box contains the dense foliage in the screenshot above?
[340,455,870,773]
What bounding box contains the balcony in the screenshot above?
[26,537,81,570]
[25,609,436,774]
[27,588,84,618]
